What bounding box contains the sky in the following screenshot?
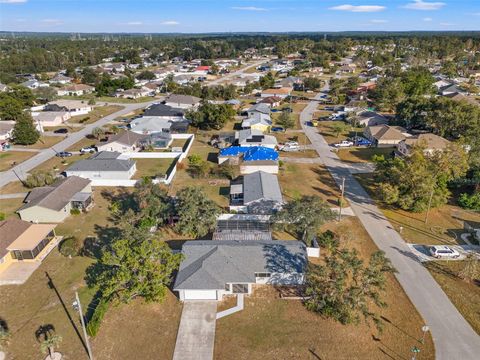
[1,0,480,33]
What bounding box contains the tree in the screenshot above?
[81,67,98,85]
[35,325,62,359]
[331,121,348,139]
[372,77,405,112]
[187,154,210,178]
[175,186,221,237]
[305,246,396,332]
[137,70,156,80]
[373,144,468,212]
[277,110,295,129]
[400,67,435,97]
[272,195,335,245]
[186,103,235,130]
[303,77,322,91]
[87,223,183,304]
[34,86,58,102]
[0,96,23,120]
[133,178,172,228]
[259,72,275,89]
[12,112,39,145]
[91,127,105,140]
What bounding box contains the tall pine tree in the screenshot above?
[12,113,40,145]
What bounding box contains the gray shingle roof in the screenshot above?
[247,103,270,115]
[143,103,185,117]
[101,130,147,146]
[66,151,135,172]
[243,171,283,205]
[19,176,91,212]
[173,240,307,290]
[165,94,201,105]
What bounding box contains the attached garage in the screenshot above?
[183,290,218,301]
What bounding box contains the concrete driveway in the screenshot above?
[173,301,217,360]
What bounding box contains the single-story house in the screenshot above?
[0,218,58,274]
[173,239,307,301]
[444,92,479,106]
[57,84,95,96]
[65,151,136,180]
[49,73,72,85]
[235,129,277,149]
[164,94,201,109]
[363,125,408,147]
[138,132,173,149]
[46,100,92,116]
[17,176,92,223]
[143,103,185,121]
[260,87,292,99]
[241,113,272,132]
[440,84,463,96]
[21,79,49,89]
[259,96,282,108]
[353,110,388,127]
[115,87,152,99]
[246,103,270,117]
[96,131,146,153]
[0,121,14,141]
[397,133,451,157]
[32,111,71,127]
[230,171,283,214]
[219,145,279,169]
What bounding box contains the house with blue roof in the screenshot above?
[218,146,279,175]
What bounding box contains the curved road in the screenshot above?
[301,88,480,359]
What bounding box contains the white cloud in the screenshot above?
[423,17,433,21]
[231,6,268,12]
[0,0,27,3]
[126,21,143,26]
[403,1,446,11]
[41,19,64,25]
[329,4,386,13]
[161,20,179,26]
[371,19,388,23]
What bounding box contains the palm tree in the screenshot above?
[40,335,62,359]
[91,127,105,140]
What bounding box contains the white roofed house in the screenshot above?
[0,121,15,142]
[115,87,153,99]
[46,100,92,116]
[32,111,71,127]
[21,79,49,90]
[241,113,272,132]
[164,94,201,109]
[57,84,95,96]
[49,73,73,85]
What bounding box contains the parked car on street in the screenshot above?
[334,140,354,148]
[282,144,300,152]
[270,126,285,133]
[354,137,373,147]
[80,146,96,154]
[56,151,73,158]
[53,128,68,134]
[428,245,460,259]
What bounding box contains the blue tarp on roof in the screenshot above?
[219,146,278,161]
[243,146,278,161]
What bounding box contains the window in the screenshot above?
[255,272,271,278]
[225,283,230,291]
[232,284,249,294]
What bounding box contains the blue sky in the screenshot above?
[1,0,479,33]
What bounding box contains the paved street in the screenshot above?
[207,59,267,86]
[0,99,159,188]
[300,88,480,359]
[173,301,217,360]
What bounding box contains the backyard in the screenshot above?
[132,158,176,179]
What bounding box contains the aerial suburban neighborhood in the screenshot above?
[0,1,480,360]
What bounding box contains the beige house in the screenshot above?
[17,176,92,223]
[96,131,147,153]
[32,111,71,127]
[0,218,58,275]
[397,133,451,157]
[363,125,408,147]
[260,87,292,99]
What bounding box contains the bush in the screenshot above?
[86,298,110,337]
[24,170,56,188]
[458,192,480,211]
[59,236,81,257]
[70,208,81,215]
[0,212,5,221]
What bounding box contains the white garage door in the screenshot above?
[184,290,217,300]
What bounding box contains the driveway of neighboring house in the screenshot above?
[173,301,217,360]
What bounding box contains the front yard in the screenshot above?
[317,120,363,145]
[0,151,35,171]
[336,147,394,163]
[68,105,123,124]
[215,217,435,360]
[19,135,64,150]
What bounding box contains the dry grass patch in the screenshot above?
[66,136,98,152]
[337,147,394,163]
[317,121,362,145]
[0,151,35,171]
[32,154,84,173]
[215,217,435,360]
[0,197,24,218]
[20,135,63,150]
[0,181,29,195]
[278,163,342,206]
[279,150,319,158]
[68,105,123,124]
[425,261,480,335]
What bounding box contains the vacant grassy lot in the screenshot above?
[0,151,35,171]
[0,181,29,195]
[32,154,84,173]
[317,120,362,145]
[133,158,176,179]
[337,147,394,163]
[278,163,342,206]
[68,105,123,124]
[215,217,435,360]
[425,261,480,335]
[0,197,24,218]
[20,135,64,150]
[355,173,480,245]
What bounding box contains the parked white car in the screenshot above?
[282,144,300,152]
[334,140,354,148]
[428,245,460,259]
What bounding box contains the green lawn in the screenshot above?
[0,151,35,171]
[337,147,394,163]
[68,105,123,124]
[133,158,176,179]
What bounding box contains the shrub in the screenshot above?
[24,170,56,188]
[458,192,480,211]
[59,236,81,257]
[70,208,81,215]
[86,298,110,337]
[0,212,5,221]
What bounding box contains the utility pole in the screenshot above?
[74,291,94,360]
[338,177,345,222]
[424,188,435,224]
